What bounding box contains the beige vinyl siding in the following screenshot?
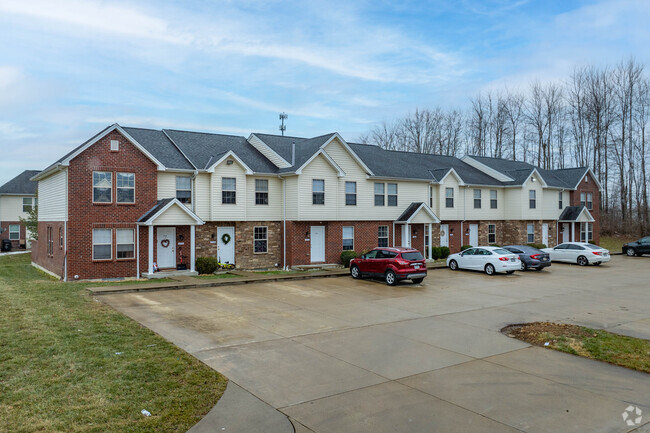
[521,177,544,220]
[438,175,462,221]
[503,188,522,220]
[151,204,197,225]
[248,134,291,168]
[157,172,177,200]
[429,185,440,216]
[283,176,299,220]
[297,154,339,220]
[38,169,67,221]
[246,175,282,220]
[411,210,435,224]
[0,196,28,221]
[464,187,506,220]
[211,159,247,221]
[194,173,211,220]
[542,189,564,220]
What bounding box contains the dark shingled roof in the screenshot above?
[138,198,175,223]
[0,170,41,195]
[122,127,195,170]
[252,133,336,173]
[396,202,424,222]
[549,167,589,188]
[558,205,587,221]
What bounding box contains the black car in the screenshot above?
[623,236,650,257]
[502,245,551,271]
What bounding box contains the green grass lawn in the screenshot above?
[599,235,636,252]
[194,272,239,279]
[0,253,227,433]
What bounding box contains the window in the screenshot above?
[312,179,325,205]
[445,188,454,208]
[488,224,496,244]
[378,226,388,247]
[222,177,236,204]
[93,228,112,260]
[473,189,481,209]
[9,224,19,240]
[116,172,135,203]
[429,185,433,208]
[93,171,112,203]
[580,222,593,242]
[110,140,119,151]
[527,224,535,243]
[558,191,563,209]
[345,181,356,206]
[387,183,398,206]
[374,183,385,206]
[22,197,34,212]
[176,176,192,204]
[47,226,53,257]
[255,179,269,205]
[490,190,497,209]
[59,227,63,248]
[580,192,586,207]
[116,229,135,259]
[586,192,593,210]
[254,226,268,253]
[342,226,354,251]
[529,190,536,209]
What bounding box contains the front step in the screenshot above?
[292,263,342,271]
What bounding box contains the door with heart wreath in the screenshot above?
[156,227,176,268]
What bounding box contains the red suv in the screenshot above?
[349,247,427,285]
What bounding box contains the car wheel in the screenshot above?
[385,270,398,286]
[412,278,424,284]
[626,248,636,257]
[506,270,515,274]
[520,261,528,271]
[577,255,588,266]
[350,265,362,279]
[449,260,458,270]
[484,263,495,275]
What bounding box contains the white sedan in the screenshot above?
[542,242,610,266]
[447,246,521,275]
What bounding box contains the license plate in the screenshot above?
[510,258,516,262]
[414,264,420,269]
[603,253,609,257]
[542,257,547,261]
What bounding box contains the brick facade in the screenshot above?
[571,171,600,244]
[30,221,65,277]
[0,220,27,249]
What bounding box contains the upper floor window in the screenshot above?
[312,179,324,205]
[222,177,236,204]
[378,225,388,247]
[580,192,586,207]
[445,188,454,208]
[117,172,135,203]
[490,190,497,209]
[586,192,593,210]
[429,185,433,208]
[22,197,35,212]
[529,190,536,209]
[176,176,191,204]
[473,189,481,209]
[9,224,19,240]
[93,171,112,203]
[558,191,563,209]
[374,183,385,206]
[255,179,268,205]
[342,226,354,251]
[387,183,398,206]
[345,181,356,206]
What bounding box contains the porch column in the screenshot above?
[190,225,196,272]
[405,223,410,247]
[571,222,575,242]
[148,225,154,274]
[428,223,432,259]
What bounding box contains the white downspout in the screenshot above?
[282,176,287,270]
[136,225,140,278]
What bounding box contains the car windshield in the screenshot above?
[401,251,423,261]
[584,244,601,250]
[492,248,511,255]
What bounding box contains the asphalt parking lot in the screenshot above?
[102,255,650,433]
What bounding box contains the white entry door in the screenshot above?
[310,226,325,262]
[542,223,549,246]
[401,225,411,248]
[440,224,449,248]
[157,227,176,268]
[469,224,478,247]
[562,223,569,243]
[217,227,235,264]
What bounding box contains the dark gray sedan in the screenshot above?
[502,245,551,271]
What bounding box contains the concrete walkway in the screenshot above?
[99,255,650,432]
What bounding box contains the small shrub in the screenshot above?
[196,257,219,274]
[489,244,501,247]
[460,245,473,251]
[526,243,547,250]
[439,246,450,258]
[340,250,358,268]
[588,240,596,245]
[431,247,441,260]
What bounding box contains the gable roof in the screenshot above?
[558,205,594,222]
[395,202,440,223]
[0,170,41,195]
[137,198,204,225]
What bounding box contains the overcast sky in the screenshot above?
[0,0,648,185]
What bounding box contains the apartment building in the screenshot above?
[31,124,599,280]
[0,170,40,249]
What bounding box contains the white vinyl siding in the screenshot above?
[37,169,67,221]
[157,172,177,200]
[1,196,31,221]
[194,173,211,220]
[151,204,197,225]
[297,154,338,220]
[211,159,247,220]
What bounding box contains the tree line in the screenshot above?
[358,58,649,236]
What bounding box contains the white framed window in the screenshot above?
[429,185,433,208]
[580,192,586,207]
[558,191,563,209]
[342,226,354,251]
[527,224,535,243]
[176,176,192,204]
[473,189,481,209]
[116,172,135,203]
[22,197,35,213]
[47,226,53,257]
[115,229,135,259]
[93,228,112,260]
[488,224,496,244]
[529,190,536,209]
[378,225,389,247]
[254,226,268,253]
[9,224,20,240]
[59,226,63,248]
[345,181,356,206]
[445,188,454,208]
[255,179,269,205]
[490,190,497,209]
[312,179,325,205]
[387,183,398,206]
[586,192,593,210]
[580,222,593,242]
[110,140,119,151]
[222,177,236,204]
[374,183,385,206]
[93,171,112,203]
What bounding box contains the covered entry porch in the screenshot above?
[558,205,595,243]
[393,202,440,259]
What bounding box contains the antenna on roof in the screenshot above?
[279,112,288,136]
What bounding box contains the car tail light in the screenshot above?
[396,260,409,266]
[530,254,541,260]
[592,251,602,256]
[498,257,509,261]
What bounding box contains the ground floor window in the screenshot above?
[9,224,19,240]
[580,222,593,242]
[59,227,64,248]
[116,229,135,259]
[93,228,112,260]
[425,232,430,259]
[527,224,535,243]
[254,226,268,253]
[47,226,53,257]
[342,226,354,251]
[488,224,496,244]
[378,225,388,247]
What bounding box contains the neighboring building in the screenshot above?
[31,124,601,280]
[0,170,40,249]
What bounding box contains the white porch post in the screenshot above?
[428,223,432,259]
[148,225,154,274]
[571,222,575,242]
[405,223,410,247]
[190,225,196,272]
